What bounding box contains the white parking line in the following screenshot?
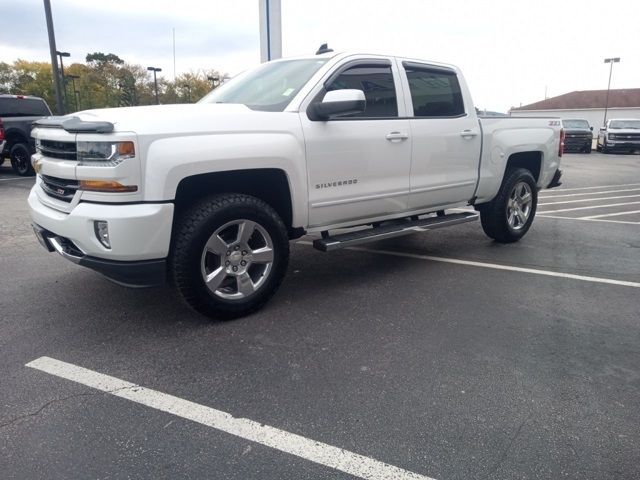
[539,187,640,199]
[538,194,640,206]
[580,209,640,220]
[26,356,434,480]
[538,201,640,214]
[537,215,640,225]
[298,241,640,288]
[540,182,640,193]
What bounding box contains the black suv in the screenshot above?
[0,94,52,175]
[562,119,593,154]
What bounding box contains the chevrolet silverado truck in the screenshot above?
[596,118,640,153]
[562,119,593,153]
[0,94,52,175]
[28,51,564,319]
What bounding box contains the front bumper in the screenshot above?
[29,185,174,287]
[605,141,640,151]
[33,224,166,287]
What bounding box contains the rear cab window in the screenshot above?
[402,62,465,118]
[0,97,51,117]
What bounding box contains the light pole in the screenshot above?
[207,75,219,90]
[603,57,620,126]
[147,66,162,104]
[56,50,70,111]
[43,0,64,115]
[66,74,79,111]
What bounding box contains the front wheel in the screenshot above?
[478,168,538,243]
[170,194,289,319]
[10,143,35,176]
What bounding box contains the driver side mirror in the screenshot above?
[590,126,593,131]
[307,89,366,121]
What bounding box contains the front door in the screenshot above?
[300,59,412,228]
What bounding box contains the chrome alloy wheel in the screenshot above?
[200,219,274,300]
[506,181,533,231]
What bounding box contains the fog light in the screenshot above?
[94,220,111,249]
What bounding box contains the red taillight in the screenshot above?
[0,118,5,140]
[559,128,565,157]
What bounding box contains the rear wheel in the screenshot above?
[478,168,538,243]
[170,194,289,319]
[10,143,35,176]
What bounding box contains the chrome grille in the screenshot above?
[39,140,77,160]
[40,175,79,203]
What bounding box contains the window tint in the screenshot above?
[404,67,464,117]
[326,64,398,118]
[0,98,51,117]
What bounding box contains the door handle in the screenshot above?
[460,129,479,138]
[386,132,409,141]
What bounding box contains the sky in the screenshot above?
[1,0,638,112]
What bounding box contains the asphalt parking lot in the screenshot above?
[1,152,639,480]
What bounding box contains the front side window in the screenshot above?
[404,66,464,117]
[325,64,398,118]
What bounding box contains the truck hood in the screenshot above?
[72,103,270,135]
[608,127,640,135]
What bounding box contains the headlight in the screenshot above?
[77,141,135,166]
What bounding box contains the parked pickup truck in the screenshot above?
[0,94,52,175]
[28,51,564,318]
[596,118,640,153]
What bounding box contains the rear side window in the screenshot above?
[325,64,398,118]
[404,66,464,117]
[0,98,51,117]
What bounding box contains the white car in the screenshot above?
[29,51,564,318]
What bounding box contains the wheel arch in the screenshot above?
[505,151,542,183]
[174,169,299,237]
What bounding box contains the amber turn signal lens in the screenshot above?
[117,141,135,157]
[79,180,138,192]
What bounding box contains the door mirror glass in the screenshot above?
[308,89,366,120]
[590,126,593,131]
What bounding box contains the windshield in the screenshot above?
[198,59,328,112]
[563,119,589,129]
[609,120,640,129]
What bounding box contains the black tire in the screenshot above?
[478,168,538,243]
[596,143,602,152]
[10,143,35,176]
[170,193,289,319]
[583,145,591,154]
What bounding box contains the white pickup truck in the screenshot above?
[29,51,564,318]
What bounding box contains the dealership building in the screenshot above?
[509,88,640,130]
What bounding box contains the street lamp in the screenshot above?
[207,75,219,89]
[56,50,70,112]
[147,66,162,104]
[66,74,79,111]
[182,83,191,103]
[603,57,620,126]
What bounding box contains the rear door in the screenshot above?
[397,60,481,209]
[300,58,412,228]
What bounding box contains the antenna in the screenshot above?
[315,43,334,55]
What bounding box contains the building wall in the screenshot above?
[509,107,640,131]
